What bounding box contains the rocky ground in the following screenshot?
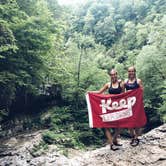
[0,124,166,166]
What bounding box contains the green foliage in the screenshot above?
[0,0,61,117]
[41,107,104,148]
[42,131,79,148]
[31,141,48,157]
[0,20,17,55]
[135,11,166,124]
[94,16,117,47]
[41,107,83,148]
[0,109,8,122]
[159,84,166,122]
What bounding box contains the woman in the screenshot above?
[124,66,143,146]
[88,69,125,150]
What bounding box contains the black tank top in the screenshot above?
[125,79,139,90]
[108,82,122,94]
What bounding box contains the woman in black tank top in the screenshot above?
[125,79,139,90]
[87,69,125,150]
[125,66,143,147]
[108,82,122,94]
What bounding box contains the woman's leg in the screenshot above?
[129,128,135,138]
[113,128,122,145]
[130,128,141,138]
[129,128,140,146]
[135,128,141,137]
[105,128,113,144]
[105,128,119,151]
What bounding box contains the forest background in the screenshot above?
[0,0,166,149]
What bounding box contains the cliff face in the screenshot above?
[0,124,166,166]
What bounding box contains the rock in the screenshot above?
[67,124,166,166]
[0,125,166,166]
[4,137,18,147]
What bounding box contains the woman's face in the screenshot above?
[110,70,118,83]
[128,67,136,79]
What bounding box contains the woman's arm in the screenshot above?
[120,81,125,93]
[87,83,109,94]
[137,79,144,90]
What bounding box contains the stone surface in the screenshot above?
[0,124,166,166]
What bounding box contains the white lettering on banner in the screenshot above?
[100,96,136,114]
[100,107,133,122]
[99,96,136,122]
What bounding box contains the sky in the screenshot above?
[57,0,87,6]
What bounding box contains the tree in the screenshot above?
[0,0,60,117]
[94,16,117,47]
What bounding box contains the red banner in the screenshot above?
[86,88,147,128]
